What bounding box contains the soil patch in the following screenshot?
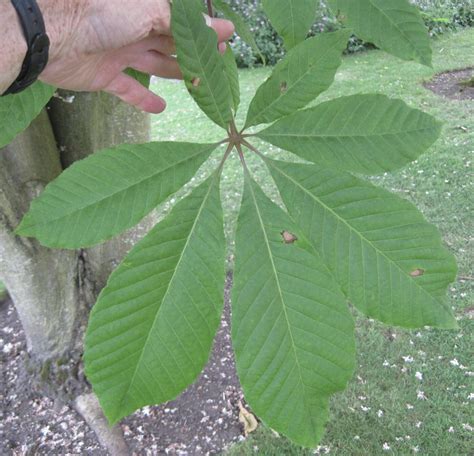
[0,275,247,455]
[424,68,474,101]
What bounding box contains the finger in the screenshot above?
[206,17,235,43]
[105,73,166,113]
[131,52,182,80]
[218,42,227,54]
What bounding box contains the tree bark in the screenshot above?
[49,91,154,296]
[0,110,80,360]
[0,91,153,455]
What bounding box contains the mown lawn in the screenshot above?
[150,29,473,455]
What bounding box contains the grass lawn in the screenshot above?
[150,29,473,455]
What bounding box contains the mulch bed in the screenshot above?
[424,68,474,101]
[0,275,248,455]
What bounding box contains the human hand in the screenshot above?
[38,0,234,113]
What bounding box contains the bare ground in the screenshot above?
[0,275,247,455]
[424,68,474,101]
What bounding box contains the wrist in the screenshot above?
[36,0,89,62]
[0,2,28,93]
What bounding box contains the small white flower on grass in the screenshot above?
[403,355,414,363]
[412,446,420,453]
[415,371,423,381]
[354,435,360,441]
[377,410,384,418]
[450,358,460,367]
[383,360,390,367]
[415,421,423,428]
[448,426,455,433]
[401,367,408,373]
[360,405,371,412]
[358,395,367,401]
[382,442,391,451]
[417,390,427,400]
[406,404,414,410]
[462,423,473,432]
[468,393,474,400]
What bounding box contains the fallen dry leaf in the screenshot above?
[238,401,258,436]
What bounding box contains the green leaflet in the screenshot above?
[328,0,432,66]
[262,0,318,50]
[125,68,151,88]
[213,0,264,63]
[85,173,226,423]
[266,159,458,329]
[222,46,240,114]
[17,142,217,248]
[172,0,233,129]
[0,82,55,150]
[232,172,355,447]
[257,94,442,175]
[245,30,351,128]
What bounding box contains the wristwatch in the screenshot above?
[2,0,50,96]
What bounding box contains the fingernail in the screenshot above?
[203,14,212,27]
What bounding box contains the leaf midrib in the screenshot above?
[260,126,437,139]
[178,1,231,128]
[117,176,218,416]
[20,148,212,231]
[246,176,317,433]
[247,34,344,127]
[269,162,451,311]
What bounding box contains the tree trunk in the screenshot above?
[49,91,153,295]
[0,110,80,360]
[0,90,153,455]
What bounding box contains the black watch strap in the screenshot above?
[2,0,50,96]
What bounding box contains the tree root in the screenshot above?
[74,393,130,456]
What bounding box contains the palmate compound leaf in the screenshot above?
[232,172,356,447]
[172,0,233,129]
[328,0,432,66]
[262,0,318,50]
[213,0,265,63]
[266,158,458,329]
[245,30,351,129]
[85,173,226,423]
[16,142,217,248]
[257,94,442,175]
[0,82,55,149]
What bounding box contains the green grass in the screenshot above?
[150,29,473,455]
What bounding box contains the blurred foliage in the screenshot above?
[224,0,473,67]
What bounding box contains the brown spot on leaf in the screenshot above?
[191,77,201,87]
[280,81,288,93]
[410,268,425,277]
[281,230,298,244]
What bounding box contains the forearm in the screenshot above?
[0,2,27,94]
[0,0,87,94]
